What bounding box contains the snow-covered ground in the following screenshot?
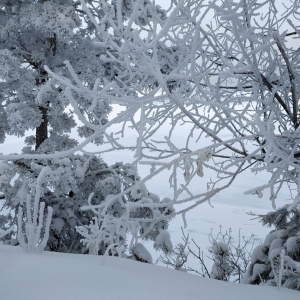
[0,244,299,300]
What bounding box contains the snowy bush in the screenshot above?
[130,243,153,264]
[76,181,174,257]
[154,230,173,255]
[129,184,175,242]
[1,153,153,254]
[160,227,257,282]
[75,213,127,256]
[210,241,232,281]
[243,206,300,290]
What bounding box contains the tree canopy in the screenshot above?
[31,0,300,212]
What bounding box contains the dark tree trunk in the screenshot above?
[34,33,56,151]
[35,105,48,150]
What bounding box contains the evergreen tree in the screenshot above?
[0,0,173,255]
[243,206,300,290]
[0,0,112,148]
[0,0,109,251]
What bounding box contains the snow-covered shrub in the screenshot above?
[209,228,257,282]
[159,229,189,271]
[210,241,232,281]
[160,227,256,282]
[243,206,300,290]
[129,184,175,242]
[154,230,173,254]
[130,243,153,264]
[50,159,143,254]
[76,181,174,257]
[75,213,127,256]
[75,192,128,256]
[44,156,130,253]
[1,154,141,254]
[1,132,174,256]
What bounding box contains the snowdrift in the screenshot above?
[0,244,299,300]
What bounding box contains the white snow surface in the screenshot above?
[0,244,299,300]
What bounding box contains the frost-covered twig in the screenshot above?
[160,227,257,282]
[18,195,53,252]
[17,167,53,252]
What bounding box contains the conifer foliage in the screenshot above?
[243,207,300,290]
[0,0,173,256]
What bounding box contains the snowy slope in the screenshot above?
[0,244,299,300]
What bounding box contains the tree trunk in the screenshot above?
[34,33,56,151]
[35,106,48,151]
